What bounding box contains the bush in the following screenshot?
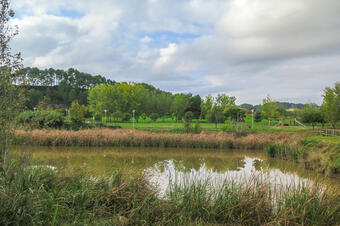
[69,101,85,124]
[194,120,202,134]
[150,113,159,122]
[17,110,64,129]
[44,111,64,128]
[184,111,194,133]
[122,113,132,122]
[17,110,35,126]
[254,111,263,122]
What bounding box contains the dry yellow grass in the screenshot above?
[13,129,303,150]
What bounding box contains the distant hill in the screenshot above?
[239,102,306,110]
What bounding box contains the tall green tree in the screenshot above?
[171,94,190,122]
[0,0,24,166]
[200,95,213,119]
[261,95,279,126]
[187,94,201,119]
[321,82,340,128]
[207,106,224,128]
[216,94,236,109]
[301,103,324,130]
[69,101,85,125]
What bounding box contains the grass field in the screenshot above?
[86,115,340,134]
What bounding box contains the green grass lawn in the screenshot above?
[86,115,340,134]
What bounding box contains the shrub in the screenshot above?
[44,111,64,128]
[150,113,159,122]
[122,113,132,122]
[184,111,194,133]
[254,111,263,122]
[69,101,85,124]
[17,110,35,126]
[17,110,64,129]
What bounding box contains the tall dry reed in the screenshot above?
[13,129,303,150]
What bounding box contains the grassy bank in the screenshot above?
[266,136,340,176]
[13,129,304,150]
[1,161,339,225]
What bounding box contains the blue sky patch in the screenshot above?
[48,9,85,19]
[140,31,201,48]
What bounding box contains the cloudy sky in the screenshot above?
[10,0,340,104]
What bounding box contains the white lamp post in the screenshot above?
[251,109,254,129]
[104,109,107,123]
[132,109,135,129]
[33,107,36,112]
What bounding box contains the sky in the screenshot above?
[10,0,340,104]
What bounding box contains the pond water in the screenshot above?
[10,146,340,194]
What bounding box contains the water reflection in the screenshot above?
[10,146,339,190]
[147,157,314,197]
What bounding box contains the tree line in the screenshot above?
[16,67,340,128]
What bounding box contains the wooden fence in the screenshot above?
[319,128,340,137]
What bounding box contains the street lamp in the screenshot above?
[251,109,254,129]
[132,109,135,129]
[104,109,107,123]
[33,107,36,112]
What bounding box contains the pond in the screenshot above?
[10,146,340,194]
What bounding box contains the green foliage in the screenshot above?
[207,106,225,127]
[0,1,24,166]
[224,106,246,122]
[17,110,64,129]
[216,93,236,109]
[254,111,263,122]
[141,113,147,120]
[194,120,202,134]
[200,95,213,119]
[2,162,338,225]
[150,113,159,122]
[69,101,85,124]
[183,111,194,133]
[183,111,194,123]
[321,81,340,128]
[301,103,324,129]
[18,67,115,109]
[122,113,132,122]
[44,111,64,128]
[187,94,201,119]
[261,95,279,125]
[171,94,190,121]
[112,111,122,122]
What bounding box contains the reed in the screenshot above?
[13,129,302,150]
[1,160,339,225]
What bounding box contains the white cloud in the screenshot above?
[10,0,340,104]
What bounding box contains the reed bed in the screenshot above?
[1,161,339,225]
[13,129,302,150]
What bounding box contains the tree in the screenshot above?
[321,82,340,128]
[207,106,225,129]
[183,111,194,133]
[188,95,201,119]
[69,101,85,125]
[224,106,246,122]
[171,94,190,122]
[0,0,23,167]
[254,111,263,122]
[200,95,213,119]
[301,103,324,130]
[261,95,279,126]
[216,94,236,109]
